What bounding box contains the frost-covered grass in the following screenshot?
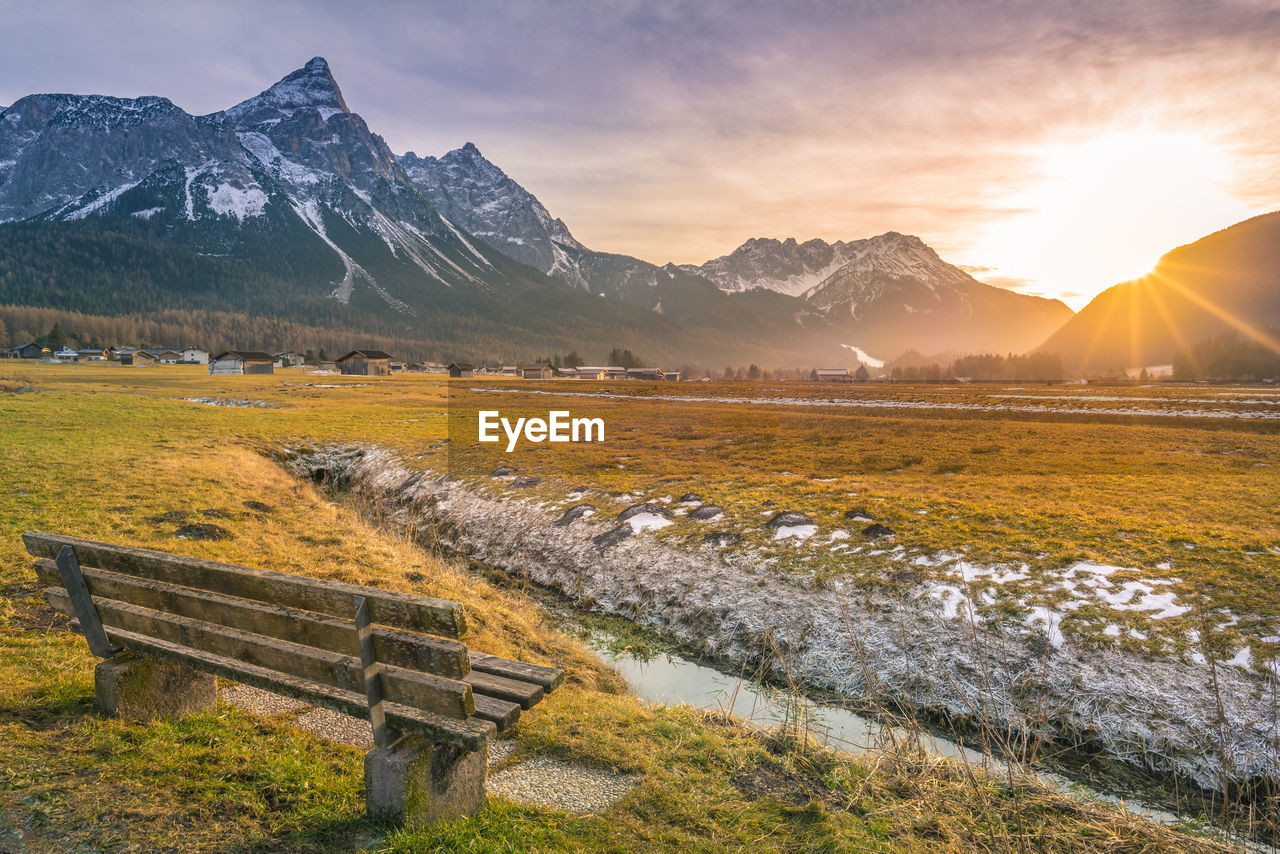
[0,362,1241,852]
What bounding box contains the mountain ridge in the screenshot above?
[2,55,1074,364]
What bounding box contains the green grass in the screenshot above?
[0,362,1254,851]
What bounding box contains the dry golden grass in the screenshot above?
[0,361,1258,851]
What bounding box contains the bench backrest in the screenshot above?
[25,531,496,751]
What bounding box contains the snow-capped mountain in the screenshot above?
[684,233,1072,354]
[0,57,510,319]
[400,143,587,283]
[0,57,845,364]
[687,234,974,300]
[0,56,1072,363]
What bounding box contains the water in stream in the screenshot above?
[594,638,1206,836]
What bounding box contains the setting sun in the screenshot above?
[970,128,1261,309]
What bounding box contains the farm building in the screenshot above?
[574,366,609,380]
[499,365,519,376]
[52,346,79,360]
[626,368,663,381]
[76,348,109,361]
[182,347,209,365]
[816,369,852,383]
[121,350,156,366]
[662,370,682,381]
[209,351,275,375]
[336,350,393,376]
[520,364,554,380]
[12,342,48,359]
[141,348,183,364]
[448,362,474,378]
[273,351,303,368]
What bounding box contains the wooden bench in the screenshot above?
[23,531,563,827]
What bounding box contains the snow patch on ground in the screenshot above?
[625,512,673,533]
[774,524,818,540]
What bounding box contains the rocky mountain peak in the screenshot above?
[225,56,349,125]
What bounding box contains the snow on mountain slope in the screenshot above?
[400,143,585,280]
[0,57,505,316]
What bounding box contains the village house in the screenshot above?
[141,348,183,364]
[336,349,393,376]
[626,367,663,381]
[209,350,275,375]
[52,346,79,360]
[448,362,474,378]
[816,368,853,383]
[182,346,209,365]
[272,351,304,368]
[574,366,609,380]
[12,342,49,359]
[499,365,519,377]
[520,364,554,380]
[123,350,157,366]
[662,370,682,381]
[76,348,109,361]
[108,346,136,361]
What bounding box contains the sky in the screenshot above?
[2,0,1278,310]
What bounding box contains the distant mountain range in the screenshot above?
[2,56,1077,364]
[1038,212,1280,371]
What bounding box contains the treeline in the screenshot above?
[1173,328,1280,381]
[0,305,436,362]
[891,352,1064,381]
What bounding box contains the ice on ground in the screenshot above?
[625,512,673,533]
[1226,647,1252,669]
[775,524,818,540]
[828,530,851,542]
[1025,607,1066,648]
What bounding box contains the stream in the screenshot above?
[593,636,1205,834]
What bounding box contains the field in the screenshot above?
[0,360,1274,852]
[444,379,1280,659]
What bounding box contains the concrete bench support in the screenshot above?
[95,653,217,720]
[365,737,487,827]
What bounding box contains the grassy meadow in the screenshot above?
[0,361,1271,851]
[446,379,1280,659]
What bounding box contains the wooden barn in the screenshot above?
[209,350,275,375]
[520,364,554,380]
[336,350,393,376]
[448,362,474,378]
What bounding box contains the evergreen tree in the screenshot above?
[854,365,870,382]
[45,322,66,349]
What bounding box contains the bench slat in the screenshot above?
[80,623,493,752]
[463,670,543,710]
[468,652,564,692]
[25,532,466,639]
[470,694,521,732]
[47,588,474,720]
[34,560,469,679]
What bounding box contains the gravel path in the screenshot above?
[221,683,639,812]
[488,757,639,814]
